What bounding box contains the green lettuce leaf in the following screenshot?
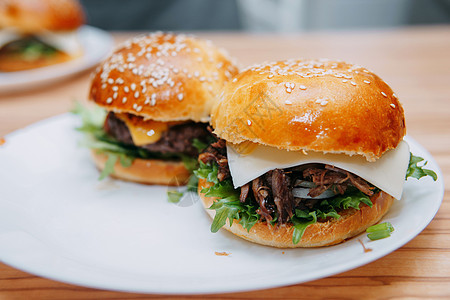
[406,153,437,181]
[197,162,260,232]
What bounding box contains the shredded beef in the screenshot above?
[251,177,274,223]
[239,183,250,203]
[104,112,210,156]
[304,164,374,197]
[271,169,295,223]
[200,138,376,225]
[198,139,230,181]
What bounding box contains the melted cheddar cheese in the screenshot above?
[115,113,171,146]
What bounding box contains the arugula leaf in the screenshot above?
[406,153,437,181]
[98,153,118,180]
[328,191,373,210]
[192,138,208,152]
[186,174,199,192]
[292,211,317,245]
[180,154,199,172]
[167,190,184,203]
[194,161,219,184]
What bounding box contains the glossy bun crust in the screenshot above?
[199,179,394,248]
[90,33,239,122]
[212,59,405,161]
[91,151,190,186]
[0,0,84,32]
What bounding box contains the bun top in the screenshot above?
[0,0,84,32]
[212,59,406,161]
[90,32,239,122]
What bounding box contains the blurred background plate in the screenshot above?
[0,26,113,94]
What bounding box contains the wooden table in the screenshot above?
[0,26,449,299]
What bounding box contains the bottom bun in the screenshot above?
[199,179,394,248]
[91,151,190,186]
[0,51,72,72]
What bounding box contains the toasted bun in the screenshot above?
[199,179,394,248]
[212,59,405,161]
[0,0,84,33]
[89,32,239,122]
[0,50,71,72]
[91,151,190,186]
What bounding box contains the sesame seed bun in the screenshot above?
[91,151,190,186]
[211,59,406,162]
[89,32,239,123]
[199,179,394,248]
[0,0,85,33]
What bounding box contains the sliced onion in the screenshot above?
[294,180,316,188]
[292,187,336,199]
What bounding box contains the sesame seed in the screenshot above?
[268,74,274,78]
[393,93,398,99]
[131,83,136,91]
[302,149,308,155]
[147,129,155,136]
[299,85,307,90]
[101,84,107,89]
[112,86,118,91]
[285,82,290,88]
[390,103,396,108]
[134,91,140,98]
[122,97,127,103]
[381,92,388,97]
[247,120,252,126]
[113,92,118,99]
[286,88,292,93]
[107,78,114,84]
[350,81,357,86]
[199,76,206,82]
[136,106,142,112]
[178,93,184,101]
[144,96,150,105]
[106,97,112,104]
[342,79,348,83]
[364,80,371,84]
[285,100,292,105]
[194,71,200,77]
[232,78,237,83]
[124,86,129,93]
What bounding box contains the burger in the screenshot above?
[196,59,437,247]
[0,0,84,72]
[81,32,238,185]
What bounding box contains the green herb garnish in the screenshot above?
[406,153,437,181]
[366,222,394,240]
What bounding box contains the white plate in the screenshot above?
[0,26,113,94]
[0,114,443,294]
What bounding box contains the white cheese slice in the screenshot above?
[0,28,81,55]
[227,141,410,200]
[36,30,82,55]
